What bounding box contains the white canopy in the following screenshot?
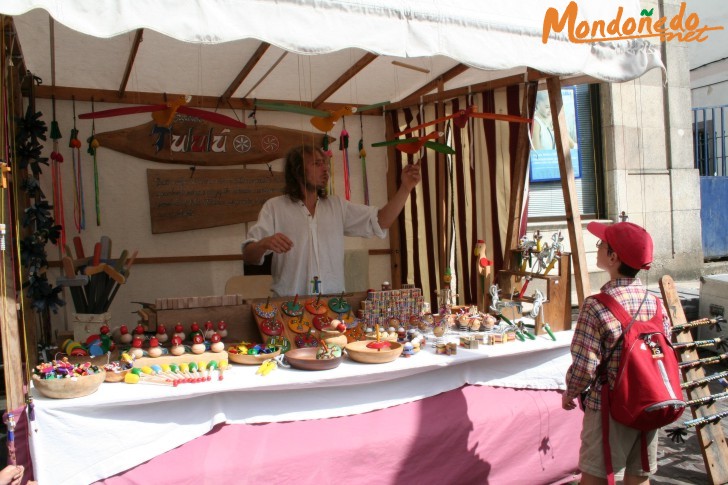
[2,0,663,105]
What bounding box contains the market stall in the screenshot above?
[29,331,577,485]
[0,2,666,484]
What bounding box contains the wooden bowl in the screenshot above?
[32,371,106,399]
[345,340,403,364]
[284,347,342,371]
[228,348,281,365]
[104,369,130,383]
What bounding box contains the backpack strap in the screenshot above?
[592,292,634,327]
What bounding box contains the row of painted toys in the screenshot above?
[57,235,138,313]
[61,320,231,358]
[123,361,228,386]
[103,352,229,386]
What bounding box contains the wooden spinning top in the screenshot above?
[328,292,351,314]
[255,296,278,319]
[305,294,327,315]
[282,294,303,317]
[366,324,392,351]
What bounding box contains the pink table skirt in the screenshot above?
[96,385,581,485]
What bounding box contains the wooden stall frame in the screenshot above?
[660,275,728,484]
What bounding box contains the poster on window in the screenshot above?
[529,88,581,183]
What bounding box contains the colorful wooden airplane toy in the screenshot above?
[395,105,531,137]
[79,95,247,128]
[371,130,455,155]
[254,100,390,133]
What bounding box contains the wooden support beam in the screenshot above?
[312,52,378,108]
[392,63,470,110]
[546,76,590,304]
[119,29,144,97]
[435,83,447,289]
[31,85,384,115]
[48,249,392,267]
[2,16,28,82]
[220,41,270,103]
[503,81,538,271]
[384,114,403,288]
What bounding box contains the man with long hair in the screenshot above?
[243,145,420,296]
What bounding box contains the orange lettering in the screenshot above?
[542,1,579,43]
[591,19,606,38]
[576,20,590,38]
[685,13,699,31]
[607,7,624,35]
[669,2,686,31]
[653,17,667,32]
[623,17,636,35]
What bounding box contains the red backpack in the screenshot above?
[592,292,685,484]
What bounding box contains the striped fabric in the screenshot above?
[391,85,528,305]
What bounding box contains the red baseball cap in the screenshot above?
[587,221,653,270]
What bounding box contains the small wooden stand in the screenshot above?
[497,251,572,333]
[660,275,728,485]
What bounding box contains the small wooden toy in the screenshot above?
[155,324,169,344]
[147,337,163,358]
[119,325,132,345]
[129,337,144,359]
[191,334,206,354]
[170,336,185,356]
[209,333,224,353]
[216,321,228,338]
[173,324,185,341]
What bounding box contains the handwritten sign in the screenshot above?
[147,168,284,233]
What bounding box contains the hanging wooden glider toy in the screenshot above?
[395,105,532,137]
[254,100,390,133]
[372,105,531,155]
[78,95,247,128]
[371,130,454,155]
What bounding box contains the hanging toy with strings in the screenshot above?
[248,98,258,129]
[69,99,85,232]
[86,100,102,226]
[359,114,369,205]
[322,135,334,195]
[49,97,66,251]
[339,120,351,201]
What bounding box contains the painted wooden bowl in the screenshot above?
[283,347,342,371]
[345,340,403,364]
[32,371,106,399]
[228,348,281,365]
[104,369,130,383]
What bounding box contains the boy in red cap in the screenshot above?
[562,221,670,484]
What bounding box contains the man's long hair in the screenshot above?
[284,145,328,201]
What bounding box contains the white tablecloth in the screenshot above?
[29,331,573,485]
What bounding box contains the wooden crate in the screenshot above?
[150,294,260,343]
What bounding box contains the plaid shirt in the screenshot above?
[564,278,671,411]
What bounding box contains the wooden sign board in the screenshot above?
[147,168,284,233]
[95,118,333,166]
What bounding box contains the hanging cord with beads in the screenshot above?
[340,116,351,201]
[49,95,66,250]
[359,113,369,205]
[87,98,101,225]
[70,97,85,231]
